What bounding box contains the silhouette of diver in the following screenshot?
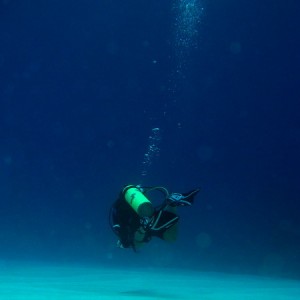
[109,184,200,251]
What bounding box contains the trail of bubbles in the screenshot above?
[174,0,203,49]
[173,0,204,72]
[141,128,161,177]
[165,0,204,120]
[139,2,203,179]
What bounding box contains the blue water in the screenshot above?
[0,0,299,279]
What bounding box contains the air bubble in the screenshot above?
[141,128,161,176]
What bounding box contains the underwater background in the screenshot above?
[0,0,299,278]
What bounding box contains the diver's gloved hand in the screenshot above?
[167,188,200,207]
[117,239,125,249]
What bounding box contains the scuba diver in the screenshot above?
[109,184,200,251]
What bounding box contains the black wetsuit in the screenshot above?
[110,192,179,249]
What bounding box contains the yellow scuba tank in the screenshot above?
[123,185,154,217]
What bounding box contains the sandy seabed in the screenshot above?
[0,262,299,300]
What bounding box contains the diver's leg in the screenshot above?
[162,223,178,242]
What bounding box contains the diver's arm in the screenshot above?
[166,188,200,207]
